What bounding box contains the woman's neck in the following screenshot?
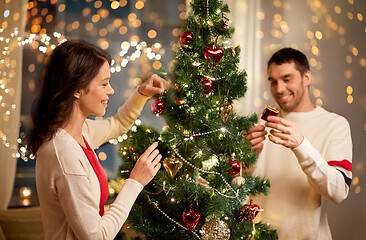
[62,107,87,148]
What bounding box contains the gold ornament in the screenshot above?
[220,98,233,122]
[163,156,183,178]
[201,219,230,240]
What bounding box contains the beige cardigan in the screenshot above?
[36,90,149,240]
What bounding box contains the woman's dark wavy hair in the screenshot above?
[267,47,310,76]
[27,39,111,155]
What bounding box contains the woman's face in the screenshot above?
[76,61,114,117]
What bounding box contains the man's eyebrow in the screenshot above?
[268,74,293,81]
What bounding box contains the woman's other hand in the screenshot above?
[129,142,162,186]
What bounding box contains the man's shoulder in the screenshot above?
[316,107,350,128]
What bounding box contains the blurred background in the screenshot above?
[0,0,364,239]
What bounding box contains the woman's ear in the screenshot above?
[74,90,81,99]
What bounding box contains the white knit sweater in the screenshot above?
[253,106,352,240]
[36,90,149,240]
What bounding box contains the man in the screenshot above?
[246,48,352,239]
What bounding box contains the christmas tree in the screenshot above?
[118,0,277,239]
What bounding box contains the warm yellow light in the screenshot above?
[346,86,353,94]
[13,12,19,21]
[20,187,32,199]
[99,28,107,37]
[179,12,186,20]
[134,78,142,86]
[99,40,109,50]
[315,99,323,106]
[72,21,80,30]
[98,152,107,161]
[348,0,354,4]
[307,31,314,39]
[257,11,265,20]
[148,30,157,39]
[92,14,100,23]
[113,18,122,27]
[357,13,363,21]
[82,7,91,16]
[119,26,128,35]
[315,31,322,40]
[334,6,341,14]
[274,13,282,22]
[347,95,353,104]
[313,89,320,98]
[309,58,317,67]
[352,177,359,185]
[128,13,137,21]
[311,16,319,24]
[58,4,66,12]
[347,12,353,20]
[360,58,366,67]
[45,15,53,23]
[119,0,128,7]
[94,0,102,9]
[355,186,361,194]
[345,70,352,79]
[41,8,48,16]
[346,56,352,64]
[153,61,161,70]
[352,47,358,56]
[111,1,119,9]
[135,1,144,9]
[28,64,35,73]
[311,46,319,56]
[85,22,93,31]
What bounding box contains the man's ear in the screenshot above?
[303,70,311,87]
[74,90,81,99]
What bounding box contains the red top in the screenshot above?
[80,137,109,216]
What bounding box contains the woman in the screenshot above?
[27,39,169,239]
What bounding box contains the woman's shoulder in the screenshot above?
[37,129,90,177]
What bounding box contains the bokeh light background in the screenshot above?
[0,0,365,239]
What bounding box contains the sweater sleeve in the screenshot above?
[292,117,352,203]
[84,89,150,149]
[55,174,143,240]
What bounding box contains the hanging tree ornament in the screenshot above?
[163,154,183,178]
[228,159,241,175]
[219,17,230,31]
[231,176,245,186]
[201,77,213,94]
[201,219,230,240]
[238,200,260,223]
[220,98,233,122]
[151,98,165,115]
[203,42,224,65]
[182,205,201,232]
[180,30,193,44]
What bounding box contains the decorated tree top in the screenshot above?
[118,0,277,239]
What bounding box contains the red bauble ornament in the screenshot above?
[203,42,224,65]
[228,159,241,175]
[180,30,193,44]
[151,98,165,114]
[182,205,201,232]
[201,77,213,94]
[238,200,260,222]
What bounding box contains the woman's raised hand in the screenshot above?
[137,74,170,98]
[129,142,162,186]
